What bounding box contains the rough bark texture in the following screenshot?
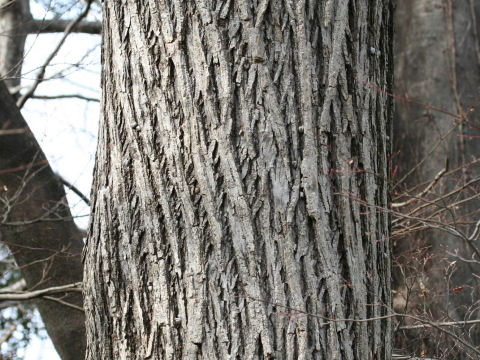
[394,0,480,356]
[0,81,86,359]
[85,1,394,359]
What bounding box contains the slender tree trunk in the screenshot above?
[394,0,480,356]
[0,0,31,91]
[84,2,394,359]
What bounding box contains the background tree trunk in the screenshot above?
[0,1,88,358]
[0,0,30,91]
[84,2,394,359]
[394,0,480,356]
[0,81,86,359]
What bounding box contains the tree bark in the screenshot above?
[84,1,395,359]
[0,80,86,359]
[0,0,31,90]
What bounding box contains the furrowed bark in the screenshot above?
[0,81,86,360]
[85,1,394,359]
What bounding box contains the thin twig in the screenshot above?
[399,318,480,330]
[32,94,99,102]
[397,313,480,357]
[56,173,90,205]
[42,295,83,312]
[393,176,480,222]
[391,166,447,208]
[396,158,480,197]
[0,282,82,301]
[393,125,457,190]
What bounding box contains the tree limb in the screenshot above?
[0,282,82,301]
[30,19,101,35]
[0,279,26,293]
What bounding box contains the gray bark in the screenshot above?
[0,0,30,90]
[0,81,86,359]
[394,0,480,356]
[84,1,395,359]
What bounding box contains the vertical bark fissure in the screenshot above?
[85,1,394,359]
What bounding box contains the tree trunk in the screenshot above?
[0,1,87,358]
[394,0,480,356]
[84,2,394,359]
[0,81,86,359]
[0,0,31,91]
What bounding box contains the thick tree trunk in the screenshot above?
[84,2,394,359]
[394,0,480,356]
[0,81,86,359]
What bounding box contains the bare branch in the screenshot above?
[0,159,48,176]
[468,219,480,242]
[31,94,99,102]
[392,355,437,360]
[0,323,17,346]
[0,282,82,301]
[16,0,94,108]
[399,318,480,330]
[0,127,28,135]
[31,19,101,35]
[0,279,26,293]
[396,313,480,357]
[393,125,457,190]
[392,354,437,360]
[42,295,83,311]
[391,165,447,208]
[0,282,83,311]
[56,173,90,206]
